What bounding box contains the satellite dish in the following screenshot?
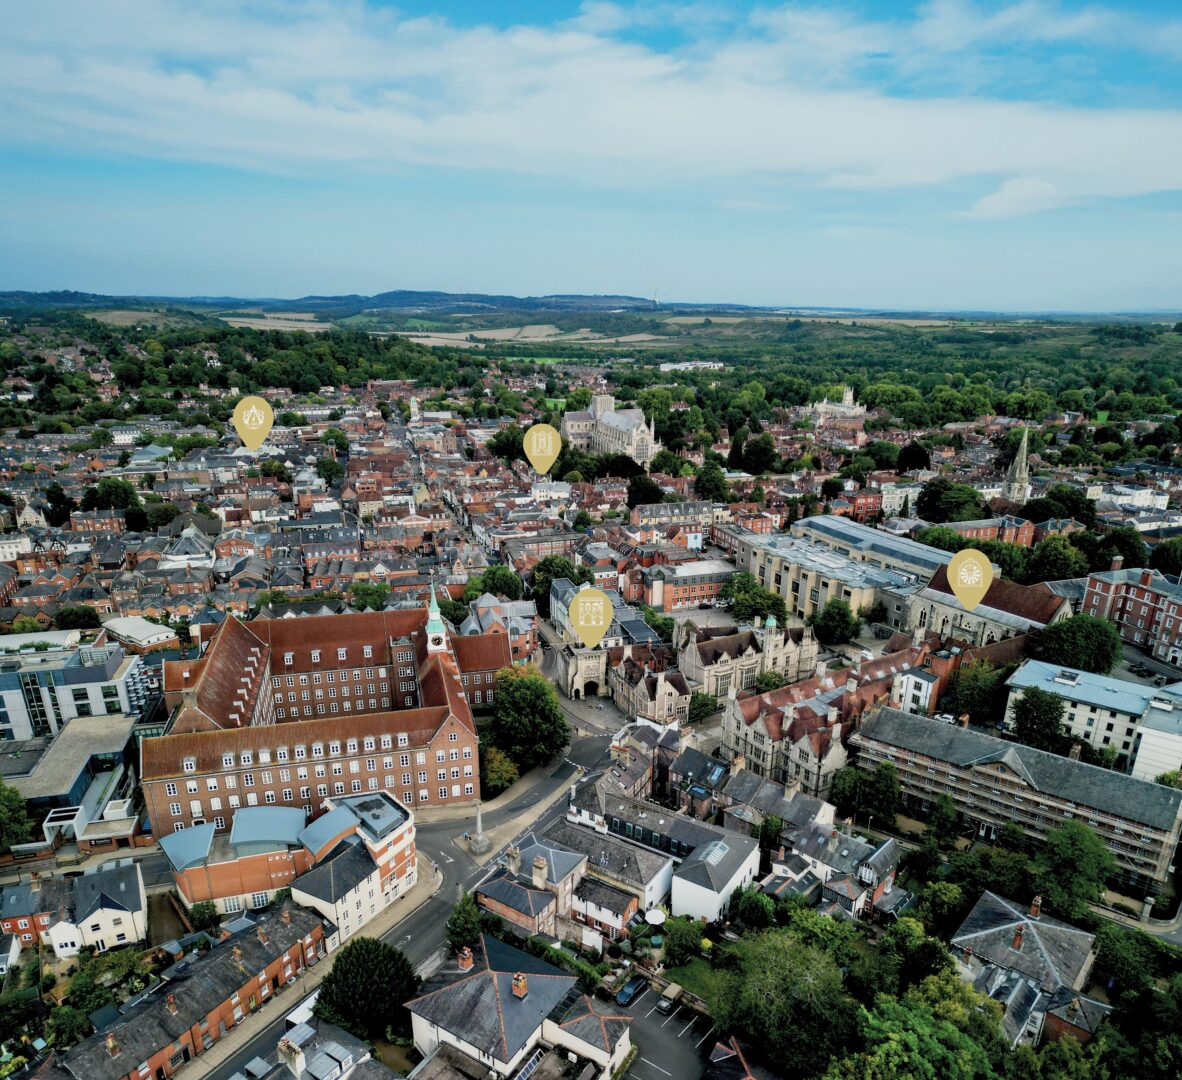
[645,909,667,926]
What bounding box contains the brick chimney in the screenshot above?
[1011,925,1024,951]
[731,753,746,772]
[959,713,970,729]
[105,1033,120,1058]
[457,946,474,972]
[166,992,178,1015]
[232,945,244,963]
[1029,895,1042,919]
[1068,742,1082,761]
[506,845,521,876]
[531,856,548,891]
[281,909,291,925]
[1110,555,1124,572]
[257,927,269,946]
[512,972,528,999]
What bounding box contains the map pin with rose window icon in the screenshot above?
[948,548,994,612]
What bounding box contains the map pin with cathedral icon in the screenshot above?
[948,548,994,612]
[232,396,274,451]
[523,423,560,475]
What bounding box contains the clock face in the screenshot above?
[431,635,444,646]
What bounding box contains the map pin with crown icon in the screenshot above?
[232,396,275,451]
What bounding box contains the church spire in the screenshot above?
[1004,426,1031,503]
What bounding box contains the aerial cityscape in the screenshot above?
[2,3,1181,1080]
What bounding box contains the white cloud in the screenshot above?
[965,177,1069,218]
[1,1,1181,218]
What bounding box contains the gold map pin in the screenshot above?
[232,396,274,451]
[948,548,994,612]
[524,423,560,475]
[569,587,612,649]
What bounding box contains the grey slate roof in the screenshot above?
[541,820,672,891]
[292,840,375,905]
[952,892,1096,992]
[406,935,576,1064]
[857,706,1182,831]
[674,834,757,893]
[73,863,143,920]
[573,877,635,916]
[548,992,630,1054]
[62,902,322,1080]
[476,868,556,917]
[516,831,586,886]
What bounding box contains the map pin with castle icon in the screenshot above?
[232,396,275,451]
[948,548,994,612]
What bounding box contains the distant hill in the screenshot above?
[0,288,747,317]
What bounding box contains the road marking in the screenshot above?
[678,1015,695,1036]
[694,1025,715,1048]
[660,1005,682,1027]
[630,986,650,1008]
[640,1059,672,1077]
[644,998,661,1017]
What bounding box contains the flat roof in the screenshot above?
[1007,660,1181,718]
[9,713,136,799]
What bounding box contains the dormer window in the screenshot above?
[258,749,271,764]
[183,757,197,774]
[222,753,235,768]
[337,648,347,661]
[311,650,321,664]
[284,652,294,666]
[241,751,253,766]
[363,645,373,659]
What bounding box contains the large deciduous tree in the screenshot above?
[1030,820,1115,921]
[1010,687,1068,753]
[490,667,569,770]
[1029,614,1122,675]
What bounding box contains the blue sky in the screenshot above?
[2,0,1181,311]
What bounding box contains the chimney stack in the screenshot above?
[959,713,970,729]
[105,1033,120,1058]
[512,972,528,999]
[1110,555,1124,572]
[166,992,178,1014]
[257,927,269,945]
[281,909,291,925]
[1011,925,1024,951]
[531,856,548,891]
[1029,895,1042,919]
[828,828,839,851]
[29,871,40,893]
[1068,742,1082,761]
[457,946,474,972]
[506,845,521,876]
[232,945,244,963]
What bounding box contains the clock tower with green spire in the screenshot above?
[426,584,448,654]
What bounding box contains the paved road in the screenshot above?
[205,732,611,1080]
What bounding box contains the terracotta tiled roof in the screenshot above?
[927,565,1067,624]
[141,705,453,778]
[452,633,512,673]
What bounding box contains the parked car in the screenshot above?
[615,974,648,1006]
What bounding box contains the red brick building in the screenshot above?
[142,595,509,836]
[1084,562,1182,668]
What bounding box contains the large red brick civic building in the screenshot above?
[142,592,509,836]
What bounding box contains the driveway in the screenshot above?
[613,983,716,1080]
